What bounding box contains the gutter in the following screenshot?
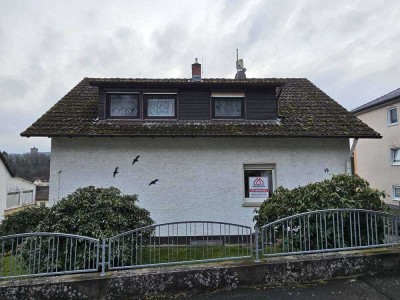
[346,138,358,174]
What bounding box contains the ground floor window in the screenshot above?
[243,164,275,206]
[393,186,400,201]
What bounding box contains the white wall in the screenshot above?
[355,101,400,206]
[0,162,8,220]
[0,162,36,220]
[49,137,349,227]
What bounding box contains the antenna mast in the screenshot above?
[236,49,239,72]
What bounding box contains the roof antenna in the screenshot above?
[236,49,239,72]
[235,49,247,79]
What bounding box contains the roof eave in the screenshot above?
[20,133,382,139]
[352,96,400,114]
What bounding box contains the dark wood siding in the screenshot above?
[98,89,106,120]
[179,91,211,120]
[246,89,277,120]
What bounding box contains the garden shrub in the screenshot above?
[254,174,387,228]
[0,206,50,236]
[37,186,153,238]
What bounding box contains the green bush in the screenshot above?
[0,206,50,236]
[254,174,387,228]
[37,186,153,238]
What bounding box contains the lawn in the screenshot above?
[110,244,251,268]
[0,255,27,277]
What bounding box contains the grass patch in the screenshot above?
[111,244,251,267]
[0,255,27,277]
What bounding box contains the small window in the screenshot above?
[212,92,244,119]
[393,186,400,200]
[387,107,398,126]
[391,148,400,165]
[107,94,139,118]
[243,164,275,206]
[144,94,177,119]
[6,192,20,208]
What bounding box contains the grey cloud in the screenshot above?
[0,77,30,99]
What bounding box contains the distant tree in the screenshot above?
[5,152,50,181]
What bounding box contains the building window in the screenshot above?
[21,190,34,206]
[144,94,177,118]
[387,107,398,126]
[243,164,275,206]
[6,192,20,208]
[107,94,139,118]
[212,92,245,119]
[391,148,400,165]
[393,186,400,200]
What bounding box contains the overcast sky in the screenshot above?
[1,0,399,153]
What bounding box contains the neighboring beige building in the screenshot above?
[353,88,400,208]
[0,152,37,219]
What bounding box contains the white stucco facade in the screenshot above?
[0,158,36,220]
[49,137,349,227]
[355,100,400,206]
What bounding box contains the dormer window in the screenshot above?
[212,92,244,119]
[107,94,139,119]
[144,94,177,119]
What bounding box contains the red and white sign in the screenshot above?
[249,177,269,198]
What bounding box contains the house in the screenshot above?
[352,88,400,208]
[21,60,380,226]
[0,152,36,219]
[35,185,49,207]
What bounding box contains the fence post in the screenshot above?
[100,239,106,277]
[255,226,260,263]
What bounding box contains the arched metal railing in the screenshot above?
[107,221,252,270]
[0,232,100,278]
[259,209,399,257]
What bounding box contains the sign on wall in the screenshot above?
[249,177,269,198]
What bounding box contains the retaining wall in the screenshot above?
[1,248,399,299]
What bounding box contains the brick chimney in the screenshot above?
[191,58,201,82]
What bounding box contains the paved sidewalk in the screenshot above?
[190,274,400,300]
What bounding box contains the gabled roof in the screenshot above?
[352,88,400,114]
[0,152,13,176]
[21,77,380,138]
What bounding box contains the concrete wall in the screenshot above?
[49,137,349,227]
[355,101,400,206]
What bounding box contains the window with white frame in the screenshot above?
[21,190,34,205]
[243,164,275,205]
[212,92,245,119]
[393,186,400,200]
[387,107,398,126]
[391,148,400,165]
[6,192,20,208]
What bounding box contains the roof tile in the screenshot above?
[21,78,380,138]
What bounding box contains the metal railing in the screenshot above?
[107,221,252,270]
[0,233,100,278]
[259,209,399,257]
[0,211,398,279]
